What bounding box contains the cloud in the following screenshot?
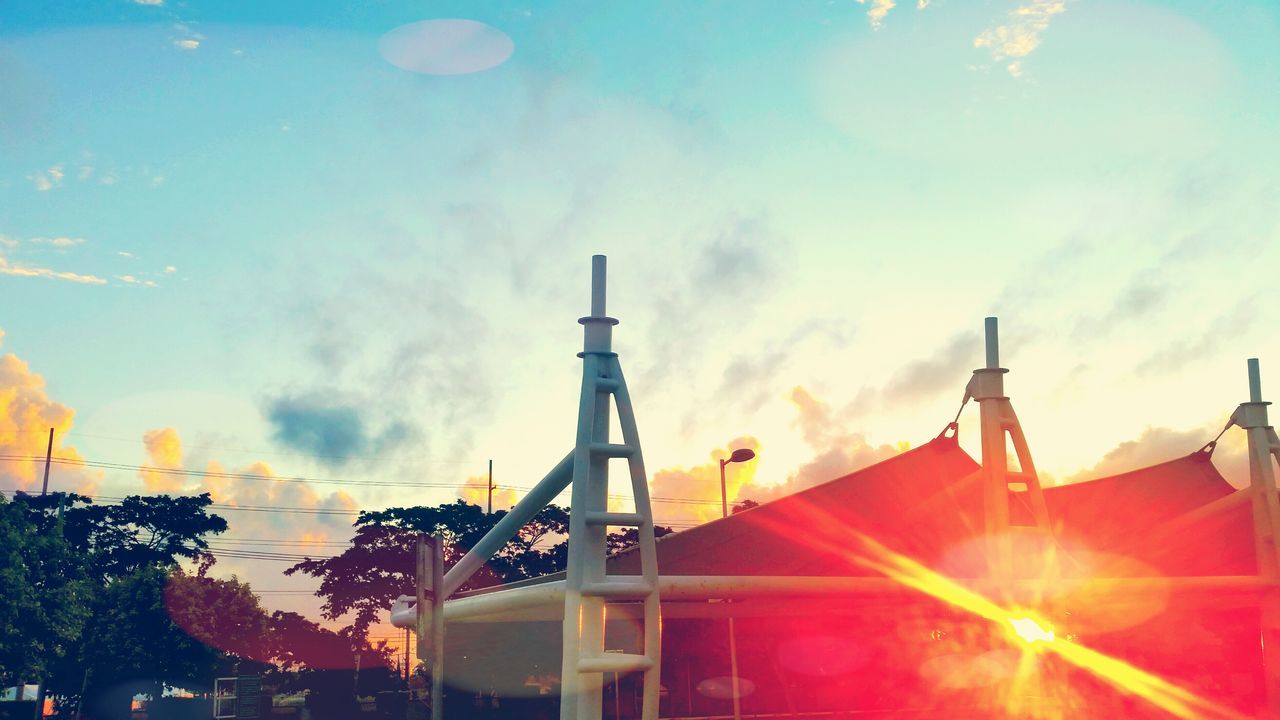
[164,265,177,274]
[134,0,164,5]
[1062,418,1247,489]
[27,165,64,191]
[129,426,360,581]
[641,212,790,388]
[378,20,514,76]
[648,387,906,525]
[1136,298,1255,376]
[0,235,17,249]
[0,256,107,285]
[116,275,159,288]
[30,236,84,247]
[974,0,1069,76]
[140,427,185,492]
[856,0,897,29]
[882,332,980,406]
[174,39,200,50]
[0,331,99,494]
[737,387,905,504]
[458,473,518,512]
[266,393,414,466]
[1070,277,1169,342]
[648,436,763,525]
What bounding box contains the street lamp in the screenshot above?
[719,448,756,519]
[716,447,755,720]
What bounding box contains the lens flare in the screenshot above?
[1009,617,1055,644]
[743,500,1251,720]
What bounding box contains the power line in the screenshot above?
[2,452,730,506]
[0,454,473,489]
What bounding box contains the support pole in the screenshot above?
[965,318,1053,579]
[33,429,53,720]
[1233,358,1280,717]
[430,535,444,720]
[969,318,1014,578]
[40,427,53,495]
[441,453,573,599]
[487,460,493,515]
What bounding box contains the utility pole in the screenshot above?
[40,427,53,494]
[487,460,493,514]
[33,428,53,720]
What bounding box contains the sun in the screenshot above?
[1008,616,1055,645]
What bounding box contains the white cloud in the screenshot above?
[974,0,1069,76]
[0,257,107,285]
[27,165,64,191]
[164,265,177,274]
[116,274,159,288]
[118,251,134,258]
[133,0,164,5]
[856,0,896,29]
[174,39,200,50]
[78,165,94,180]
[0,235,17,250]
[30,236,85,247]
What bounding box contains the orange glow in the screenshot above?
[744,501,1251,720]
[1008,616,1055,644]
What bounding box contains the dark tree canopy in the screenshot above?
[288,500,673,635]
[0,494,89,686]
[14,490,228,581]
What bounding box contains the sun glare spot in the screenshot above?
[1008,616,1055,644]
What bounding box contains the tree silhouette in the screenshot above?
[15,490,228,581]
[0,493,88,688]
[288,500,674,636]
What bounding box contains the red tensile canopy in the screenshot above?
[606,432,1253,580]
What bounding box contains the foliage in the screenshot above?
[288,500,673,636]
[5,491,232,716]
[0,493,89,686]
[16,491,228,582]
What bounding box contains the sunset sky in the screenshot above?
[3,0,1278,648]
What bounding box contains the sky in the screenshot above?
[2,0,1279,654]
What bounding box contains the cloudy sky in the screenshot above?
[2,0,1278,647]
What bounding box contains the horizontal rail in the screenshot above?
[444,574,1277,622]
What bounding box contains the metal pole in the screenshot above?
[1250,358,1263,403]
[719,464,743,720]
[430,534,445,720]
[442,453,573,599]
[487,460,493,515]
[33,428,53,720]
[40,427,53,495]
[719,460,729,519]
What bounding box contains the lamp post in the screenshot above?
[718,447,756,720]
[718,449,755,519]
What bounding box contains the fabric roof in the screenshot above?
[477,430,1254,595]
[610,432,1254,579]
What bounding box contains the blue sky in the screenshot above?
[2,0,1279,624]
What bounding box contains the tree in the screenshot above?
[264,611,395,720]
[0,493,89,687]
[7,491,232,716]
[288,500,672,636]
[605,525,675,554]
[287,501,564,635]
[25,491,228,582]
